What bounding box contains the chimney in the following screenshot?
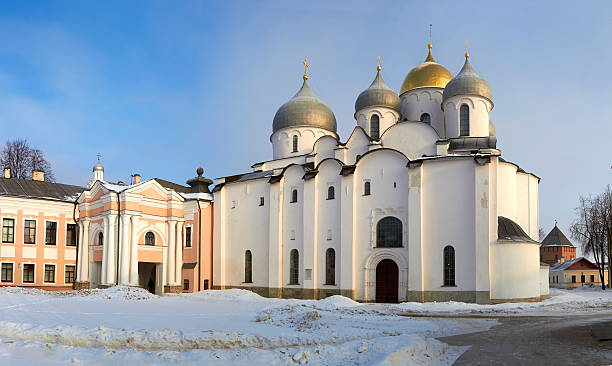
[3,168,10,179]
[132,174,141,184]
[32,170,45,182]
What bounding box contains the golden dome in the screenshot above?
[400,44,453,95]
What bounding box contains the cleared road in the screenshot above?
[438,313,612,366]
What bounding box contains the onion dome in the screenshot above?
[272,78,337,134]
[443,52,492,102]
[400,44,453,95]
[355,65,400,115]
[93,155,104,172]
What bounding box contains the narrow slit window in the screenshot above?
[443,246,456,286]
[370,115,380,139]
[292,135,298,153]
[459,104,470,136]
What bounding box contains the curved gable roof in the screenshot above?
[498,216,537,243]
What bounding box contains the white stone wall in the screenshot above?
[271,126,336,160]
[355,107,399,139]
[400,88,445,137]
[443,96,492,138]
[490,242,542,300]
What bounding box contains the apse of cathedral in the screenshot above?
[212,43,547,304]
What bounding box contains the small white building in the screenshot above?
[212,45,548,303]
[549,257,609,289]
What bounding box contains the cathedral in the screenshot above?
[212,44,549,304]
[0,43,549,304]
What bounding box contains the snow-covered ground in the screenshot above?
[390,287,612,316]
[0,286,609,365]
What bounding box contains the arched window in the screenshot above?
[290,189,298,203]
[325,248,335,285]
[420,113,431,123]
[370,115,380,140]
[443,246,456,286]
[244,250,252,283]
[376,217,402,247]
[292,135,298,153]
[327,186,335,200]
[97,232,104,246]
[145,231,155,246]
[459,104,470,136]
[364,181,371,196]
[289,249,299,284]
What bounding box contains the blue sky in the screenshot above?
[0,1,610,242]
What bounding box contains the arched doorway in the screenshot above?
[376,259,399,303]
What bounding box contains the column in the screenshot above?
[166,220,177,286]
[175,222,184,286]
[101,216,109,285]
[119,215,131,285]
[79,220,90,283]
[77,221,85,282]
[105,214,117,285]
[129,215,140,286]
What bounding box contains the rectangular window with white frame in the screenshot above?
[22,264,35,283]
[45,221,57,245]
[2,218,15,243]
[66,223,77,246]
[1,263,14,283]
[65,265,76,284]
[44,264,56,283]
[24,219,36,244]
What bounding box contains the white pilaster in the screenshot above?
[78,220,90,282]
[175,222,184,286]
[101,216,109,285]
[105,214,117,285]
[130,215,140,286]
[166,220,177,285]
[119,214,131,285]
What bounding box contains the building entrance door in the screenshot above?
[375,259,399,303]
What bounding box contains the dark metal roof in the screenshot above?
[497,216,538,243]
[449,136,497,151]
[541,225,574,247]
[153,178,191,194]
[0,177,85,202]
[182,262,197,269]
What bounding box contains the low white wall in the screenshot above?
[490,242,541,300]
[539,265,549,296]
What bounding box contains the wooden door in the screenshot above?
[375,259,399,303]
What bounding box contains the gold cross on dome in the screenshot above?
[302,58,309,80]
[377,56,382,71]
[96,152,101,162]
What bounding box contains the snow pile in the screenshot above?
[255,305,326,332]
[183,289,264,301]
[312,295,361,310]
[86,286,158,301]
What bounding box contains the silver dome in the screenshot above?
[355,69,400,115]
[443,56,492,102]
[272,80,337,134]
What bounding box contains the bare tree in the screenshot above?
[0,139,55,182]
[570,192,609,290]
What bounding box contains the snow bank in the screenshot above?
[392,287,612,315]
[183,289,264,301]
[0,285,157,301]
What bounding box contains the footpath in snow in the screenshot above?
[0,286,609,365]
